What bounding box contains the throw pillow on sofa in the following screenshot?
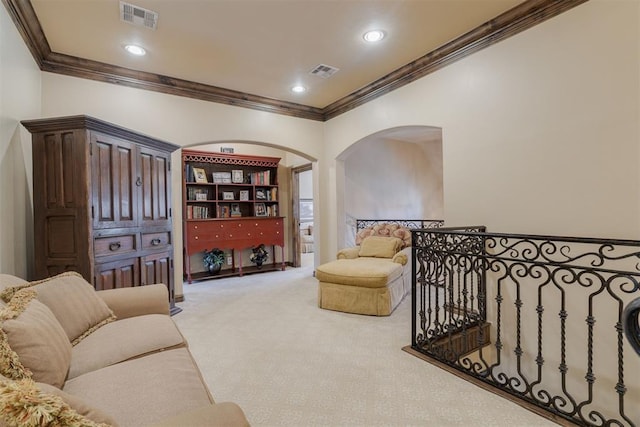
[0,272,115,346]
[0,376,113,427]
[0,288,71,388]
[37,381,119,426]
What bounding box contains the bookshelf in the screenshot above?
[182,149,285,282]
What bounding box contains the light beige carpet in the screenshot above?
[173,265,556,427]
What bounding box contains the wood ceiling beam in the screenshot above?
[2,0,587,122]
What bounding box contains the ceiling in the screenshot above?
[5,0,585,121]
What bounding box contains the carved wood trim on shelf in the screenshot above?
[3,0,587,122]
[182,149,280,168]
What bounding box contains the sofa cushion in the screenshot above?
[63,348,214,427]
[37,381,119,426]
[315,258,403,288]
[0,289,71,388]
[0,376,111,427]
[69,314,187,379]
[358,236,403,258]
[0,272,116,346]
[151,403,250,427]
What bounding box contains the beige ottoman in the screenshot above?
[315,257,407,316]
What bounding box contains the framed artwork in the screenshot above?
[230,203,241,217]
[212,172,232,183]
[193,167,208,183]
[222,191,234,200]
[255,203,267,216]
[255,189,266,199]
[239,190,249,201]
[195,192,208,201]
[220,147,234,153]
[232,170,244,183]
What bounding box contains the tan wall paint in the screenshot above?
[321,0,639,261]
[0,4,41,278]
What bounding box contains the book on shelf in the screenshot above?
[249,170,271,185]
[266,205,278,217]
[187,187,208,201]
[186,205,209,219]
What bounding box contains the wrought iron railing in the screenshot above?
[411,227,640,426]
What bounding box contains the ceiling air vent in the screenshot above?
[309,64,340,79]
[120,1,158,30]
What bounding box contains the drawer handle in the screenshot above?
[109,242,121,251]
[151,238,161,246]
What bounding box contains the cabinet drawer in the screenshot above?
[94,234,136,257]
[141,232,171,250]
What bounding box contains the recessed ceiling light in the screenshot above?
[124,44,146,56]
[291,85,307,94]
[363,30,385,43]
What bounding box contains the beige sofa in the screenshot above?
[0,272,249,427]
[316,226,413,316]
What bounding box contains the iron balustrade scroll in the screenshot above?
[411,227,640,426]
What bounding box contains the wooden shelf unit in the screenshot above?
[182,149,285,282]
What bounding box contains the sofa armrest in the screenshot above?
[96,284,169,319]
[150,403,250,427]
[337,247,360,259]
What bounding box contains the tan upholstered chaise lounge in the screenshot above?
[316,224,413,316]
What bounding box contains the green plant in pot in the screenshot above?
[249,244,269,269]
[203,248,225,274]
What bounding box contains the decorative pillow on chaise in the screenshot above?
[0,288,71,388]
[0,272,115,346]
[356,223,412,248]
[0,376,114,427]
[358,236,404,258]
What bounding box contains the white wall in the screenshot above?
[343,138,443,220]
[0,4,41,277]
[321,0,639,262]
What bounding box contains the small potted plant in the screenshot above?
[203,248,225,274]
[249,244,269,268]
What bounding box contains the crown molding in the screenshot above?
[3,0,587,122]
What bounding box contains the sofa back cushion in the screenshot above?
[358,236,403,258]
[0,272,116,346]
[0,289,71,388]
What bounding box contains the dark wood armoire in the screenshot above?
[21,115,181,314]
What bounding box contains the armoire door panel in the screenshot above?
[141,251,173,302]
[91,133,138,229]
[139,148,171,227]
[94,258,140,291]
